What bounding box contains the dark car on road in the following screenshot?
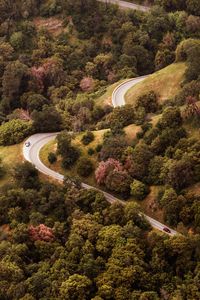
[163,227,171,233]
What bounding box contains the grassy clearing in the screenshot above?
[0,143,23,186]
[124,124,142,143]
[40,129,108,187]
[125,63,187,106]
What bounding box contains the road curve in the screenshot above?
[23,76,177,236]
[112,76,148,107]
[99,0,150,12]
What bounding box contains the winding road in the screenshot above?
[23,0,177,236]
[99,0,150,12]
[112,76,148,107]
[23,75,177,236]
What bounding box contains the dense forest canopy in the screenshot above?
[0,0,200,299]
[0,167,200,299]
[0,0,199,123]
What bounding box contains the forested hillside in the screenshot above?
[0,0,200,299]
[0,0,199,136]
[0,168,200,299]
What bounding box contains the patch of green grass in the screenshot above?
[125,63,187,106]
[40,130,108,187]
[0,143,23,186]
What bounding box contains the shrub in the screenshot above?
[88,148,95,156]
[136,131,144,140]
[77,157,94,177]
[62,147,80,169]
[175,39,200,62]
[135,91,158,113]
[0,119,32,146]
[13,161,40,190]
[157,107,182,130]
[57,131,80,169]
[105,169,132,197]
[130,180,149,200]
[95,144,102,153]
[107,104,135,128]
[48,152,57,164]
[0,158,5,178]
[81,131,94,145]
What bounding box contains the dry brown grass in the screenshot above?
[125,63,186,106]
[33,17,65,36]
[124,124,142,143]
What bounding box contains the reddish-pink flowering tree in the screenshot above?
[31,66,46,91]
[80,77,95,92]
[31,57,64,91]
[95,158,123,185]
[29,224,55,242]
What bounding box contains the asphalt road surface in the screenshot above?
[99,0,150,12]
[112,76,148,107]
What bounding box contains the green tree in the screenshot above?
[77,157,94,177]
[186,0,200,16]
[13,161,40,190]
[81,131,94,145]
[2,60,29,111]
[10,31,24,50]
[21,93,49,112]
[0,119,32,145]
[105,169,132,197]
[164,159,194,190]
[48,152,57,164]
[135,91,158,113]
[130,180,149,200]
[60,274,92,300]
[57,131,80,168]
[32,106,62,132]
[157,107,182,130]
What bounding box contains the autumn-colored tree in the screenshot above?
[29,224,54,242]
[95,158,123,185]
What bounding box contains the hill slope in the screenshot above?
[125,63,187,105]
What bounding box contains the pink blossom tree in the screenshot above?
[29,224,55,242]
[95,158,123,185]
